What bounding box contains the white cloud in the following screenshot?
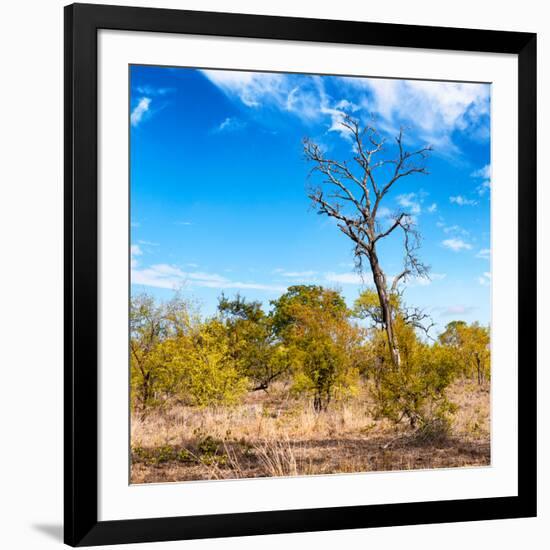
[130,97,151,127]
[287,84,324,121]
[277,270,317,278]
[396,193,422,215]
[476,248,490,260]
[471,164,491,196]
[443,224,469,236]
[404,81,489,134]
[135,85,175,96]
[471,164,491,179]
[477,180,491,196]
[274,268,364,285]
[174,221,193,226]
[201,70,489,155]
[218,117,232,132]
[315,80,361,140]
[395,272,446,287]
[450,195,478,206]
[443,224,459,234]
[411,273,446,286]
[478,272,491,286]
[130,244,142,269]
[201,70,361,137]
[186,271,229,284]
[335,99,360,112]
[401,214,418,226]
[437,219,470,237]
[325,272,372,285]
[201,70,288,109]
[227,282,287,292]
[131,264,185,289]
[427,203,437,213]
[442,238,473,252]
[321,105,354,140]
[376,206,392,219]
[344,77,490,154]
[131,263,286,292]
[214,117,245,133]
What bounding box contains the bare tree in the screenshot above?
[303,116,432,369]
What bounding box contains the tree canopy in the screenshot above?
[131,287,490,433]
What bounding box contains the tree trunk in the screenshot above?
[313,394,322,413]
[369,248,401,369]
[476,356,482,385]
[141,371,151,411]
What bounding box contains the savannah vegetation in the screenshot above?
[130,118,490,483]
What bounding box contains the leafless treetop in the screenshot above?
[303,115,432,290]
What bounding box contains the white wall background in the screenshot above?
[0,0,546,548]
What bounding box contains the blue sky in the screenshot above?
[130,65,491,333]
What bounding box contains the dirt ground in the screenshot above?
[130,379,490,484]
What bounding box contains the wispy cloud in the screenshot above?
[476,248,490,260]
[174,221,193,226]
[343,78,490,155]
[200,70,489,157]
[478,272,491,286]
[130,244,142,268]
[450,195,477,206]
[201,70,288,109]
[274,268,371,286]
[471,164,490,179]
[396,193,422,215]
[471,164,491,196]
[408,272,446,286]
[135,85,175,96]
[131,97,151,127]
[427,203,437,213]
[376,206,392,219]
[213,116,245,133]
[201,70,360,137]
[437,218,470,238]
[131,85,175,127]
[476,180,491,196]
[132,263,286,292]
[443,224,469,236]
[325,272,371,285]
[275,269,317,278]
[271,268,444,289]
[442,238,472,251]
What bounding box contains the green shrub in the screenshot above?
[372,319,458,431]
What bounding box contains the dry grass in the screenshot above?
[130,380,490,484]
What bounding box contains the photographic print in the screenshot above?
[129,65,491,484]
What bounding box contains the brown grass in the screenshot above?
[130,379,490,484]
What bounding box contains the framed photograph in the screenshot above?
[64,3,537,546]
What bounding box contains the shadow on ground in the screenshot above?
[32,524,63,542]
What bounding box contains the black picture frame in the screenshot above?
[64,2,537,546]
